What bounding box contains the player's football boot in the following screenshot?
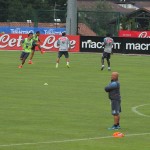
[28,60,33,64]
[101,66,104,70]
[117,125,121,129]
[108,125,120,130]
[18,65,23,68]
[108,67,111,71]
[67,64,70,68]
[41,50,45,54]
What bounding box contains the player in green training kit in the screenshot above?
[28,31,45,64]
[18,33,34,68]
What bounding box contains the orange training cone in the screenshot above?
[113,132,124,138]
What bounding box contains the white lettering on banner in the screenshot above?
[0,34,23,48]
[44,29,55,34]
[97,42,104,49]
[119,30,150,38]
[70,40,76,49]
[42,35,76,49]
[42,35,56,49]
[17,36,23,47]
[10,28,34,34]
[0,34,10,48]
[113,43,121,49]
[9,38,16,47]
[126,43,150,50]
[138,32,150,38]
[89,42,97,48]
[82,42,89,48]
[0,34,76,50]
[82,41,121,50]
[44,29,62,35]
[82,41,104,49]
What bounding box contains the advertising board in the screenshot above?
[0,34,80,52]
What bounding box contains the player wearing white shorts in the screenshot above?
[56,32,71,68]
[101,33,114,71]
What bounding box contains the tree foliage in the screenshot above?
[0,0,67,22]
[78,0,118,36]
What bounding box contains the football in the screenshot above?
[87,40,92,44]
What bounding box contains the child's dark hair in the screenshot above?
[62,32,66,36]
[28,32,33,36]
[36,31,40,34]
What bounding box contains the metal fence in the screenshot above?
[0,9,120,36]
[77,11,120,36]
[0,9,67,28]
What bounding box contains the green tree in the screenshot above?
[0,0,67,22]
[0,0,10,21]
[7,0,25,21]
[120,16,128,30]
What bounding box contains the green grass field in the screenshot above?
[0,51,149,150]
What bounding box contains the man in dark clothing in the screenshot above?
[105,72,121,130]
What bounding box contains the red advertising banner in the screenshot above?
[119,30,150,38]
[0,34,80,52]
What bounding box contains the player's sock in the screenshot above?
[56,63,58,68]
[108,67,111,71]
[101,65,104,70]
[67,62,70,68]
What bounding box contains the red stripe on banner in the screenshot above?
[118,30,150,38]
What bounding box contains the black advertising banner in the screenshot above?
[80,36,105,53]
[120,37,150,54]
[80,36,150,54]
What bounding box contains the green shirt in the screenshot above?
[32,34,39,42]
[22,38,33,53]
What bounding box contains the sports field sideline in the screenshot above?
[0,51,149,150]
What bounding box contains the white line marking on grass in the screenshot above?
[0,133,150,147]
[132,104,150,117]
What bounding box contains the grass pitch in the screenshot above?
[0,51,149,150]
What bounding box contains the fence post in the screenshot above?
[66,0,77,35]
[34,10,38,27]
